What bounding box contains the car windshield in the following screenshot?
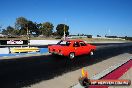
[57,40,71,46]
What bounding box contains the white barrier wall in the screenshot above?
[0,48,10,54]
[30,40,60,45]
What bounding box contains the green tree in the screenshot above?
[1,29,7,35]
[56,24,69,36]
[27,21,39,35]
[15,17,28,29]
[40,22,54,36]
[7,26,14,35]
[0,26,4,34]
[2,26,19,36]
[0,26,2,33]
[15,17,28,35]
[15,17,39,35]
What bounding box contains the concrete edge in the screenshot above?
[71,57,132,88]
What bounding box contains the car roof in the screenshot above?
[63,39,84,42]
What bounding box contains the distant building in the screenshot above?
[0,33,7,37]
[105,35,118,38]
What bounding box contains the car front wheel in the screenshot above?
[69,52,75,59]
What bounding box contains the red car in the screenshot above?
[48,39,96,59]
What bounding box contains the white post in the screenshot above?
[27,26,30,48]
[64,24,66,40]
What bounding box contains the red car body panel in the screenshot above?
[48,39,96,57]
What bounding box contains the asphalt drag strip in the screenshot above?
[0,43,132,88]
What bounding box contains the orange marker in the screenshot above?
[81,68,88,78]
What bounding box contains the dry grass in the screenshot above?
[82,38,126,41]
[0,37,128,42]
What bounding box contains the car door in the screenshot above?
[79,41,90,54]
[79,41,87,54]
[73,41,82,56]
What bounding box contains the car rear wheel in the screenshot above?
[51,53,57,56]
[90,51,94,56]
[89,50,95,59]
[69,52,75,59]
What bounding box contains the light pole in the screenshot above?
[27,26,30,47]
[64,24,66,40]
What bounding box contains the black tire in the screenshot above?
[51,53,57,56]
[89,50,94,56]
[69,52,75,59]
[79,77,91,87]
[89,50,95,59]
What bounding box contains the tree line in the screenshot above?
[1,17,69,37]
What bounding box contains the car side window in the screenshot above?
[79,42,86,46]
[66,41,71,46]
[73,42,80,47]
